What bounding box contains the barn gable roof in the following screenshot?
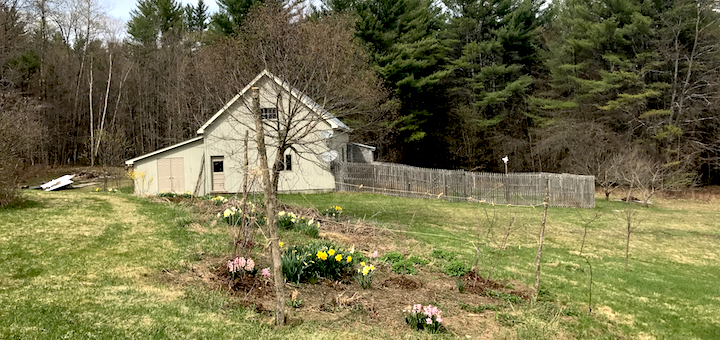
[196,69,351,135]
[124,136,203,166]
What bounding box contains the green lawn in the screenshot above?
[0,190,381,339]
[280,192,720,340]
[2,189,719,339]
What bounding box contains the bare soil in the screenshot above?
[162,199,534,338]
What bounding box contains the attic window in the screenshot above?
[260,107,278,120]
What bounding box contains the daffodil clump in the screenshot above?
[218,201,264,227]
[404,304,445,333]
[320,205,343,218]
[277,211,320,238]
[178,191,193,198]
[281,241,359,284]
[210,195,228,206]
[355,261,376,289]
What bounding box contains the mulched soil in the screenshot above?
[161,197,535,338]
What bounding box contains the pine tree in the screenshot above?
[443,0,544,169]
[355,0,450,165]
[211,0,266,35]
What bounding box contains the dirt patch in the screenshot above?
[381,275,423,290]
[157,198,538,338]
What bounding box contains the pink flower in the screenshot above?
[261,267,271,278]
[227,260,236,272]
[236,257,246,268]
[413,304,422,312]
[245,258,255,271]
[370,251,378,258]
[436,317,443,323]
[426,318,432,325]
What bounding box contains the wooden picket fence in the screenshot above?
[333,162,595,208]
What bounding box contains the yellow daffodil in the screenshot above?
[335,254,342,262]
[328,249,335,256]
[370,265,375,270]
[360,262,366,267]
[316,251,328,260]
[346,256,352,262]
[279,242,284,248]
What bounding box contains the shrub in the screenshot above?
[380,251,404,264]
[407,255,429,266]
[443,260,470,277]
[281,241,358,283]
[392,260,417,275]
[157,191,176,198]
[430,249,457,260]
[404,304,445,333]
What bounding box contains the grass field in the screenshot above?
[280,192,720,339]
[1,187,719,339]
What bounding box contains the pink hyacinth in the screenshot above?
[261,267,271,278]
[436,317,443,323]
[370,251,379,258]
[245,258,255,271]
[413,304,422,313]
[227,260,236,273]
[236,257,246,268]
[426,318,432,325]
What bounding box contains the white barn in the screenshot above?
[125,70,374,196]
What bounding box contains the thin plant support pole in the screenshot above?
[252,87,284,326]
[534,178,549,299]
[237,131,249,256]
[584,256,593,313]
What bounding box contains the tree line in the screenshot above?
[1,0,719,195]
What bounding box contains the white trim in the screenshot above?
[196,69,351,135]
[125,136,204,165]
[348,142,376,151]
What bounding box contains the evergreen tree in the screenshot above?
[443,0,544,170]
[355,0,450,165]
[127,0,184,47]
[186,0,209,33]
[211,0,265,35]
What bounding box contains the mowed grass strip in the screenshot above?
[0,191,374,340]
[280,192,720,339]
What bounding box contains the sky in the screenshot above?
[108,0,221,22]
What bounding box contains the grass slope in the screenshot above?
[0,191,369,340]
[280,192,720,340]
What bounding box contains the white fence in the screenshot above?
[333,162,595,208]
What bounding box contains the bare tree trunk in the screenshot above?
[251,86,284,325]
[534,178,549,299]
[89,55,94,167]
[95,53,113,160]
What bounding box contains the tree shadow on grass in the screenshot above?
[0,197,44,210]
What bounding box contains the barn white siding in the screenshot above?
[130,138,205,195]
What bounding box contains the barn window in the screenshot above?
[282,153,292,171]
[260,107,278,120]
[212,157,224,172]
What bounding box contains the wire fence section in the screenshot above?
[333,162,595,208]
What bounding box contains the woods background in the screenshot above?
[2,0,720,195]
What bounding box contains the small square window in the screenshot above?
[212,157,224,172]
[260,108,278,120]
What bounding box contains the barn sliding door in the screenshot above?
[157,158,185,193]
